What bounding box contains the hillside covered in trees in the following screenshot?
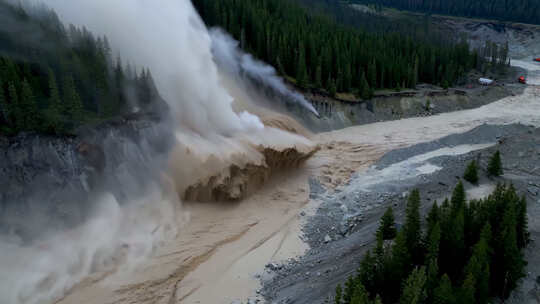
[0,1,162,136]
[333,179,528,304]
[193,0,480,98]
[351,0,540,25]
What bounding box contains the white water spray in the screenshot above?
[41,0,264,135]
[210,29,319,116]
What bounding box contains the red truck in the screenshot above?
[535,58,540,62]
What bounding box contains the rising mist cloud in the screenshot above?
[40,0,263,136]
[210,28,319,116]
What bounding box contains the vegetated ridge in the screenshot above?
[193,0,484,99]
[0,0,164,136]
[350,0,540,25]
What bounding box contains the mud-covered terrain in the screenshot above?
[302,79,525,132]
[262,124,540,303]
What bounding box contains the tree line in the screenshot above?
[332,154,528,303]
[193,0,480,98]
[0,1,161,135]
[351,0,540,25]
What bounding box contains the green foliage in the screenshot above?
[333,184,527,304]
[335,284,342,304]
[352,0,540,25]
[377,207,397,240]
[400,267,427,304]
[358,72,371,100]
[450,180,465,213]
[463,160,479,184]
[20,78,38,130]
[433,274,454,304]
[0,1,161,135]
[329,79,337,97]
[487,151,503,177]
[193,0,478,95]
[516,196,530,249]
[404,189,422,263]
[460,273,476,304]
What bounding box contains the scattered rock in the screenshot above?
[324,234,332,243]
[266,263,282,271]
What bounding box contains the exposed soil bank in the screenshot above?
[298,79,524,132]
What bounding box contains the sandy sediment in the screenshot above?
[173,111,318,202]
[182,144,317,202]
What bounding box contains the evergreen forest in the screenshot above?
[333,180,529,304]
[193,0,481,98]
[351,0,540,25]
[0,1,162,135]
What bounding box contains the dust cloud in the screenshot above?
[0,1,317,304]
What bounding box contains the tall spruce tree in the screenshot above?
[487,151,503,177]
[433,274,454,304]
[0,80,8,124]
[8,81,22,131]
[404,189,422,263]
[378,207,397,240]
[20,79,38,131]
[463,160,479,184]
[499,202,525,298]
[460,273,476,304]
[63,75,84,124]
[400,266,427,304]
[46,68,63,133]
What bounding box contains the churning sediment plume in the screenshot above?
[0,1,318,304]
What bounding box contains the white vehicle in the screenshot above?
[479,78,494,85]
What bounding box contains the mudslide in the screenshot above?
[55,62,540,304]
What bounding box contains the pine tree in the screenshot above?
[350,282,370,304]
[315,64,323,88]
[329,78,337,97]
[296,43,309,89]
[368,60,377,88]
[499,202,525,298]
[425,258,440,303]
[460,272,476,304]
[358,71,371,100]
[0,80,8,125]
[378,207,397,240]
[8,81,22,131]
[487,151,503,177]
[450,181,466,214]
[400,266,427,304]
[404,189,422,263]
[426,202,440,238]
[516,195,529,249]
[335,284,342,304]
[463,160,479,184]
[63,75,84,124]
[412,55,419,88]
[359,251,377,293]
[426,223,441,261]
[391,230,411,296]
[20,79,39,131]
[46,68,63,133]
[433,274,454,304]
[343,275,356,304]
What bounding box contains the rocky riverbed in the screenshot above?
[261,124,540,304]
